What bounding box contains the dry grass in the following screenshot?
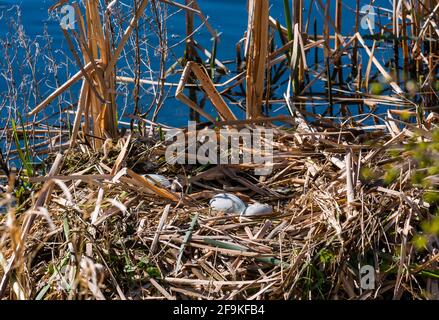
[0,115,438,299]
[0,0,439,300]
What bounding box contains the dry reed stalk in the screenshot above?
[356,33,404,94]
[176,62,237,122]
[364,40,377,93]
[345,148,355,206]
[352,0,360,114]
[323,0,333,114]
[316,0,346,47]
[0,153,64,299]
[291,23,307,98]
[106,0,150,73]
[70,81,89,147]
[176,66,217,123]
[80,0,117,149]
[31,1,152,150]
[185,0,200,122]
[335,0,342,83]
[246,0,269,119]
[412,0,421,81]
[126,169,181,202]
[335,0,348,117]
[150,204,171,256]
[393,0,399,40]
[294,0,304,86]
[401,3,409,81]
[427,1,436,84]
[28,62,95,116]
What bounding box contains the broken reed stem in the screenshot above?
[49,1,151,150]
[246,0,269,119]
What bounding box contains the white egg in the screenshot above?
[209,193,246,215]
[143,174,171,188]
[242,203,273,217]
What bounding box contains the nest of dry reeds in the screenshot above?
[1,115,438,300]
[1,0,439,300]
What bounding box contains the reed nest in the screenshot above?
[1,0,439,301]
[1,114,438,300]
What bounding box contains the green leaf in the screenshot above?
[423,192,439,205]
[11,117,33,177]
[412,234,427,251]
[383,167,398,185]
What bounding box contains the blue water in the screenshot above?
[0,1,393,128]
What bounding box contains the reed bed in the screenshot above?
[0,0,438,300]
[0,114,438,299]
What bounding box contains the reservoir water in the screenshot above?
[0,1,394,128]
